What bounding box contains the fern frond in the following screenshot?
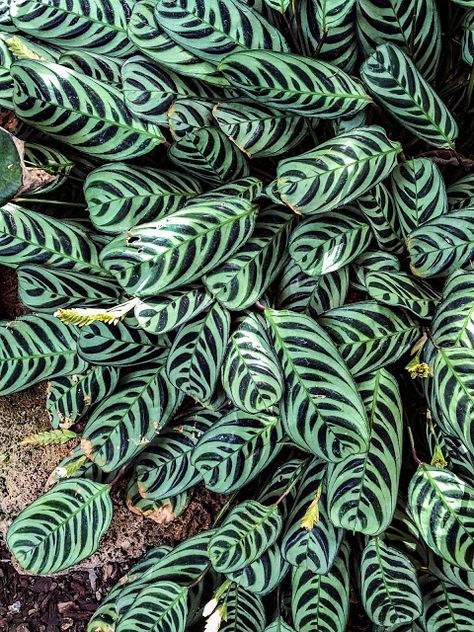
[55,299,138,328]
[54,455,88,479]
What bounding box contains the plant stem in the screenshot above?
[15,197,86,208]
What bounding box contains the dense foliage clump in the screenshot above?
[1,0,474,630]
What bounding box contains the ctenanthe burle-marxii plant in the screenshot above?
[0,0,474,630]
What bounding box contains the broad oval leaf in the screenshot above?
[431,269,474,349]
[291,543,350,632]
[360,538,422,627]
[10,0,136,57]
[78,321,169,367]
[263,618,295,632]
[208,500,282,572]
[220,585,266,632]
[276,126,401,215]
[213,99,307,158]
[361,43,458,148]
[420,573,474,632]
[0,314,87,396]
[168,128,250,184]
[327,369,403,535]
[134,407,216,499]
[11,60,164,160]
[319,301,421,375]
[169,97,214,140]
[81,364,183,472]
[47,366,120,429]
[0,204,105,275]
[391,158,447,237]
[100,198,257,297]
[408,207,474,278]
[192,408,283,493]
[218,49,371,118]
[265,309,370,461]
[17,265,121,313]
[115,581,188,632]
[122,55,214,126]
[221,313,284,413]
[156,0,290,63]
[448,173,474,210]
[84,164,201,234]
[356,183,403,253]
[166,302,230,403]
[408,464,474,570]
[356,0,441,80]
[7,479,112,574]
[282,459,344,574]
[226,544,288,596]
[59,50,122,86]
[364,270,440,319]
[276,259,349,317]
[289,209,372,276]
[204,205,293,310]
[134,288,213,335]
[128,0,225,84]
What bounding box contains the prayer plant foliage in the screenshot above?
[1,0,474,630]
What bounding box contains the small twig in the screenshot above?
[109,465,127,488]
[254,300,267,312]
[14,197,87,207]
[407,425,422,466]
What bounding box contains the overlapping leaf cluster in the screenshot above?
[1,0,474,630]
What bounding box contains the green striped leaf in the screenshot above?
[59,50,122,86]
[192,408,282,493]
[168,128,250,184]
[192,176,263,202]
[0,127,23,205]
[7,479,112,574]
[220,585,266,632]
[221,313,283,413]
[84,164,201,234]
[408,464,474,570]
[408,208,474,278]
[11,60,164,160]
[116,581,188,632]
[276,126,401,215]
[297,0,358,72]
[169,97,214,140]
[391,158,447,237]
[218,50,370,118]
[356,0,441,81]
[353,250,401,289]
[364,270,440,319]
[208,500,282,572]
[156,0,290,64]
[10,0,135,57]
[327,369,402,535]
[448,173,474,210]
[213,99,307,158]
[361,43,458,148]
[128,0,225,85]
[78,321,169,367]
[134,408,216,499]
[312,0,356,30]
[0,314,86,396]
[276,260,349,317]
[127,479,189,521]
[17,265,121,313]
[263,618,295,632]
[204,205,293,310]
[122,56,214,126]
[420,574,474,632]
[430,347,474,455]
[22,142,74,195]
[100,198,257,297]
[319,301,421,375]
[360,538,422,627]
[291,543,350,632]
[265,309,369,461]
[226,544,288,596]
[47,366,120,429]
[356,184,403,253]
[134,288,213,335]
[81,364,183,471]
[289,209,372,276]
[0,204,105,275]
[428,551,474,592]
[166,302,230,402]
[431,269,474,349]
[282,459,344,574]
[257,459,304,521]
